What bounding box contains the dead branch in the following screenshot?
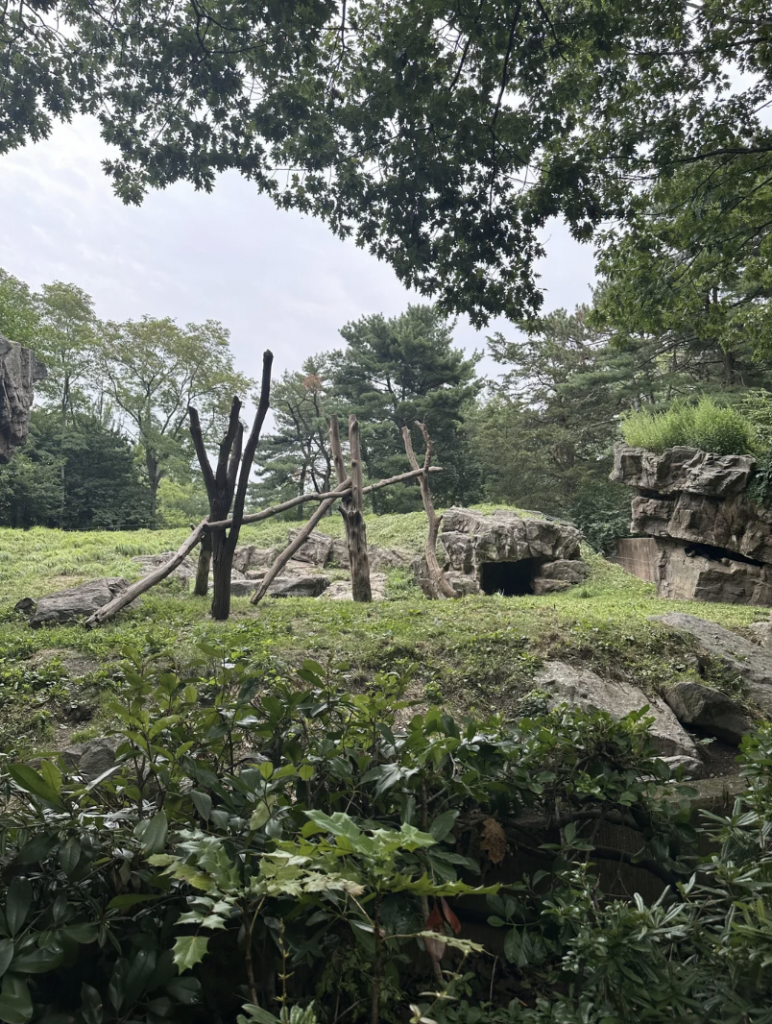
[85,520,208,627]
[403,423,458,599]
[249,480,351,605]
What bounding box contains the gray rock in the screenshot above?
[661,754,706,778]
[287,529,333,566]
[663,680,754,745]
[267,575,330,598]
[28,578,129,626]
[330,538,350,566]
[76,737,119,782]
[230,578,258,597]
[447,572,481,597]
[650,613,772,714]
[533,660,701,759]
[532,559,589,593]
[654,538,772,606]
[440,507,582,573]
[611,445,756,498]
[132,552,198,582]
[232,546,281,574]
[0,334,46,464]
[319,573,387,601]
[369,546,412,571]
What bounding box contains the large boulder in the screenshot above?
[232,546,281,574]
[440,507,582,573]
[287,529,334,566]
[132,552,198,582]
[611,445,755,499]
[320,573,387,601]
[650,613,772,715]
[267,574,330,598]
[26,578,129,626]
[0,334,46,463]
[532,559,589,594]
[533,660,701,760]
[654,539,772,605]
[663,681,754,745]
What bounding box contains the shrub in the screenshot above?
[2,648,772,1024]
[621,397,757,455]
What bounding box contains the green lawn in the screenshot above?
[0,506,766,752]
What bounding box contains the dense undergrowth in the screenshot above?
[2,652,772,1024]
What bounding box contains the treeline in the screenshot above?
[4,210,772,547]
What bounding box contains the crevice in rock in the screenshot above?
[684,542,764,568]
[480,558,543,596]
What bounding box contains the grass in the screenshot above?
[0,505,768,753]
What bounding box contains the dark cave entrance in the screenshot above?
[480,559,541,596]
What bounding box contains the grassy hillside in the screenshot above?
[0,505,767,752]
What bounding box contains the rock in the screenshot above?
[447,572,481,597]
[330,539,349,566]
[132,552,198,582]
[611,445,756,499]
[532,559,589,593]
[0,334,46,463]
[661,754,706,778]
[319,573,387,601]
[533,660,701,759]
[441,507,582,573]
[663,681,754,745]
[26,648,101,678]
[267,575,330,598]
[27,578,129,626]
[654,538,772,605]
[230,578,258,597]
[64,737,120,782]
[232,546,281,574]
[287,529,333,566]
[650,613,772,714]
[369,546,412,571]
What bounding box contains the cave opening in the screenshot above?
[480,559,541,596]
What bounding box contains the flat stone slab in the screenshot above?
[534,660,701,760]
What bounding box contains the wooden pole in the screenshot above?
[85,520,208,627]
[403,422,458,600]
[249,480,351,605]
[203,466,441,531]
[346,415,372,602]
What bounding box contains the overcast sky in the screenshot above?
[0,115,596,385]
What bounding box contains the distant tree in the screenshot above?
[0,411,153,529]
[99,316,252,517]
[252,360,333,513]
[34,281,99,424]
[331,305,482,512]
[0,268,39,345]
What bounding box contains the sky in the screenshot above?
[0,115,596,386]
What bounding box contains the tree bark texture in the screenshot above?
[402,422,457,600]
[194,530,212,596]
[329,415,372,602]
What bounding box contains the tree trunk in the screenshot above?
[210,529,234,620]
[194,530,212,596]
[347,415,372,602]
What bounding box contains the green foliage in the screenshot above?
[621,398,757,456]
[3,646,772,1022]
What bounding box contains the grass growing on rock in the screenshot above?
[0,505,767,753]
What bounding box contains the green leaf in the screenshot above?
[429,810,458,843]
[238,1004,281,1024]
[190,791,212,822]
[172,936,209,974]
[7,765,63,808]
[14,834,56,866]
[5,880,32,937]
[258,762,273,780]
[10,949,63,974]
[303,811,361,840]
[0,975,32,1024]
[107,894,161,910]
[165,976,201,1005]
[136,811,168,855]
[298,765,314,782]
[39,762,62,796]
[0,941,14,979]
[80,983,103,1024]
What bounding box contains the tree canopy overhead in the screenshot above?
[4,0,772,325]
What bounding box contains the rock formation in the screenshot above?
[612,445,772,605]
[0,333,46,462]
[414,507,587,597]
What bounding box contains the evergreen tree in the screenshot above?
[331,305,482,512]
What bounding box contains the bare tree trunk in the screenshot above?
[402,422,457,600]
[347,416,372,602]
[194,530,212,596]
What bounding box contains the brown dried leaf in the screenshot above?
[440,897,462,935]
[479,817,507,865]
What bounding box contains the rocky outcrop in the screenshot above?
[22,578,129,626]
[533,661,702,766]
[132,552,198,582]
[663,681,753,746]
[0,334,46,463]
[321,573,387,601]
[613,444,772,604]
[413,507,586,597]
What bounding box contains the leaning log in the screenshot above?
[249,481,351,605]
[203,466,442,531]
[85,520,208,627]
